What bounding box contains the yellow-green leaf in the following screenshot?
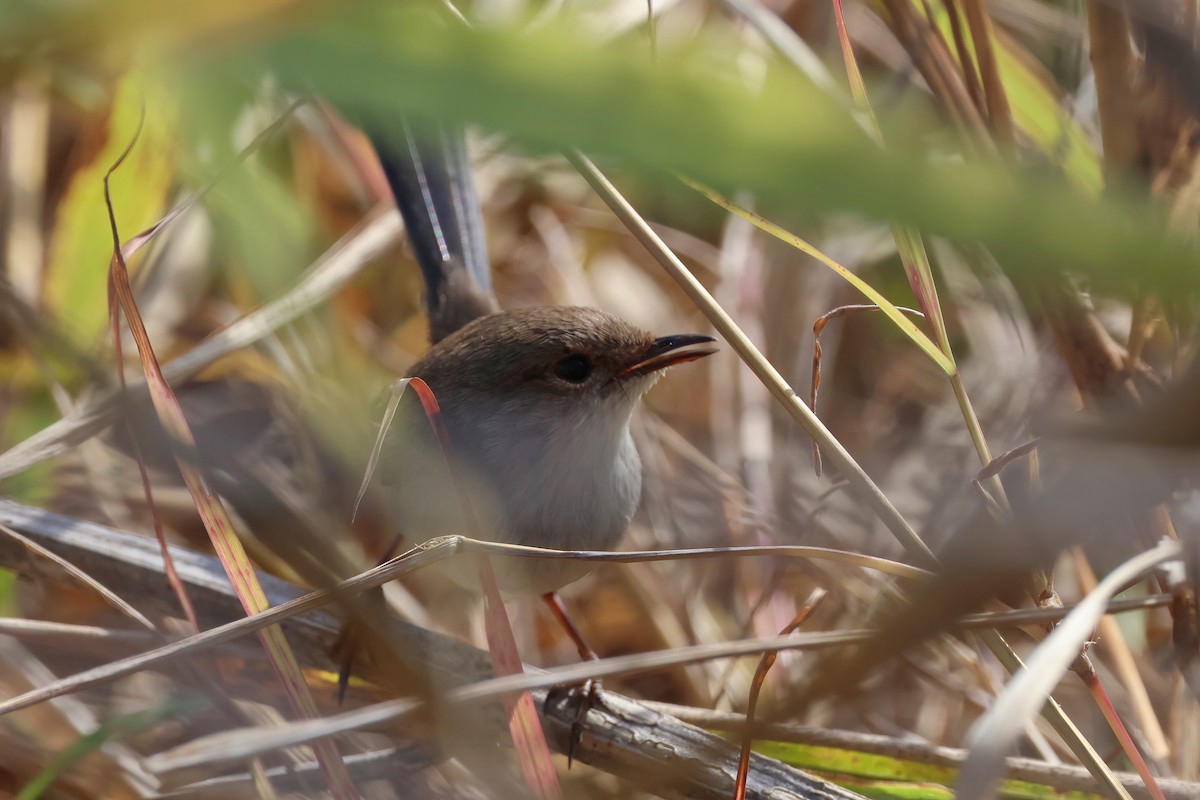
[46,71,177,350]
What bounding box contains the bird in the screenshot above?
[331,124,717,738]
[366,121,716,598]
[376,304,716,595]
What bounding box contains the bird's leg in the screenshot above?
[541,591,603,766]
[334,535,407,702]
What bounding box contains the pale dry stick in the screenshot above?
[642,702,1200,800]
[157,746,436,799]
[0,204,402,482]
[568,151,1131,800]
[0,618,160,649]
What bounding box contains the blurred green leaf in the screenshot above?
[6,1,1193,297]
[197,4,1195,297]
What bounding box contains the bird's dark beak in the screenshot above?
[617,334,718,379]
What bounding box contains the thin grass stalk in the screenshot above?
[957,0,1016,146]
[682,178,953,374]
[571,151,1130,800]
[101,118,355,800]
[1085,0,1139,175]
[903,6,1160,781]
[940,0,985,115]
[1075,6,1170,761]
[734,589,828,800]
[830,0,1001,479]
[571,152,937,567]
[0,524,1171,724]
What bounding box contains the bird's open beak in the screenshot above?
[617,334,718,380]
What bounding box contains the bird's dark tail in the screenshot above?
[371,122,499,342]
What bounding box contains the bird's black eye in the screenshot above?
[553,355,591,383]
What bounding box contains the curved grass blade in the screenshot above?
[682,178,955,376]
[101,114,356,800]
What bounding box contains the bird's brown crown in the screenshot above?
[411,306,655,396]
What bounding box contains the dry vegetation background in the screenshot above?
[1,0,1200,798]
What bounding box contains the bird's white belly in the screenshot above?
[392,429,642,595]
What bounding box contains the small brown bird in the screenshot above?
[342,124,714,714]
[378,305,715,594]
[367,123,715,597]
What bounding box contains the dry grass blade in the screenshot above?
[104,124,200,630]
[4,497,1179,798]
[0,500,867,800]
[0,619,159,654]
[0,522,154,630]
[101,119,355,798]
[958,540,1181,800]
[146,628,878,775]
[569,150,938,568]
[682,177,955,375]
[1085,0,1138,173]
[734,589,828,800]
[810,304,925,476]
[959,0,1017,146]
[0,531,927,718]
[0,203,401,483]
